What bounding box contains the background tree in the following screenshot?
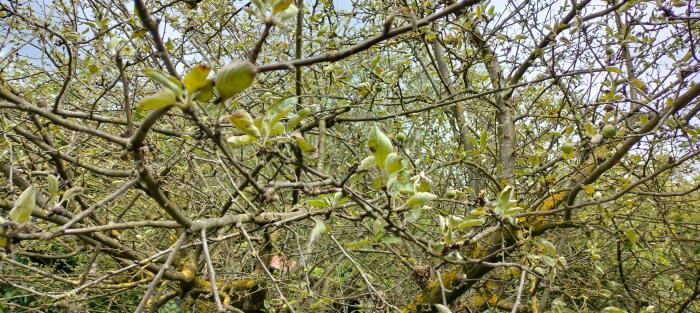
[0,0,699,312]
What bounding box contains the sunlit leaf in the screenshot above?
[435,304,452,313]
[346,239,372,249]
[307,198,329,207]
[405,192,437,208]
[228,109,261,138]
[381,236,402,244]
[601,307,626,313]
[61,186,83,204]
[267,97,295,129]
[368,125,393,169]
[8,186,36,223]
[143,68,181,95]
[288,108,311,130]
[183,64,211,92]
[307,218,328,250]
[496,185,513,215]
[47,174,59,197]
[227,134,257,146]
[358,155,375,171]
[384,152,402,174]
[293,133,316,155]
[272,0,293,13]
[604,66,622,74]
[195,80,215,102]
[542,239,557,256]
[413,172,432,192]
[455,218,485,230]
[372,218,385,239]
[136,89,176,111]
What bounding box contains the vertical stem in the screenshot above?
[292,0,304,205]
[201,229,224,312]
[511,270,527,313]
[429,40,480,195]
[295,0,304,112]
[116,53,134,136]
[317,118,325,171]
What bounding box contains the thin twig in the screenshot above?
[201,228,224,312]
[436,269,448,307]
[330,235,400,312]
[134,231,188,313]
[511,269,527,313]
[249,22,274,64]
[257,0,481,73]
[238,224,296,313]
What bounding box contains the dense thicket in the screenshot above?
[0,0,699,312]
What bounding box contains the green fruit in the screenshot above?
[215,61,256,100]
[396,133,407,142]
[602,124,617,138]
[445,190,458,198]
[561,142,575,154]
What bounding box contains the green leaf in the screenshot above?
[601,307,626,313]
[381,236,402,244]
[413,172,432,192]
[504,207,524,216]
[640,114,649,126]
[496,185,513,215]
[384,152,403,174]
[143,68,181,95]
[61,186,83,204]
[358,155,375,171]
[542,239,557,256]
[455,218,485,229]
[435,304,452,313]
[136,89,177,111]
[8,186,36,223]
[307,218,328,250]
[346,239,373,249]
[372,218,385,240]
[584,122,597,137]
[47,174,59,197]
[183,64,211,92]
[367,125,393,169]
[307,198,329,207]
[272,0,293,13]
[130,29,147,39]
[479,130,488,147]
[194,80,215,102]
[287,108,311,130]
[630,78,648,93]
[466,135,478,147]
[624,229,638,245]
[332,192,347,206]
[215,61,257,100]
[604,66,622,74]
[386,172,401,196]
[164,39,175,51]
[228,109,261,138]
[266,97,295,129]
[227,134,257,146]
[293,133,317,155]
[277,4,298,20]
[405,192,437,208]
[88,64,99,75]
